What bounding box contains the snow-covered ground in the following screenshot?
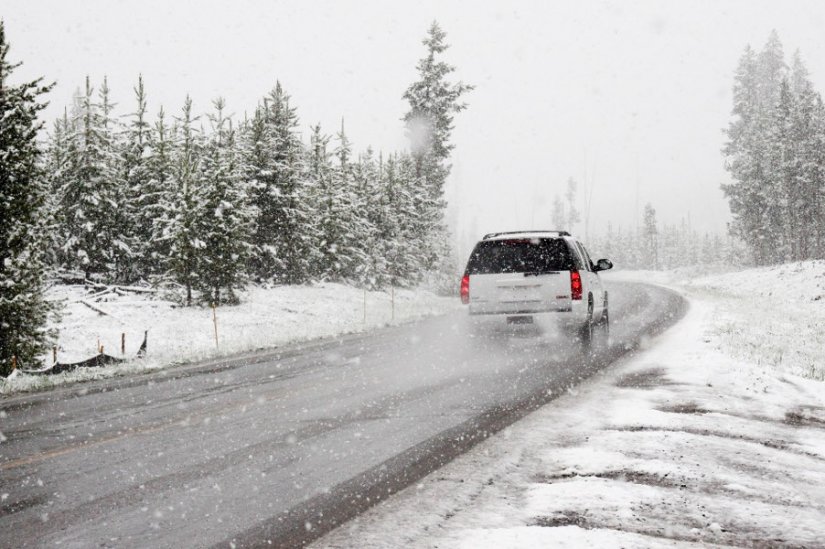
[315,262,825,548]
[0,283,458,395]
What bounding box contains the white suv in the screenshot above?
[460,231,612,345]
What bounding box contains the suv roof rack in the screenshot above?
[482,230,571,240]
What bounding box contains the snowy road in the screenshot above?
[0,282,685,548]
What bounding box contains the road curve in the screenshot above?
[0,281,686,548]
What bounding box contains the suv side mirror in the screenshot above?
[594,258,613,272]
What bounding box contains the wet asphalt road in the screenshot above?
[0,281,686,548]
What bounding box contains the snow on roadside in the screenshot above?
[610,261,825,380]
[314,263,825,548]
[0,283,458,395]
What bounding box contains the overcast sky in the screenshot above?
[6,0,825,255]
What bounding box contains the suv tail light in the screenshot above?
[570,270,583,300]
[460,274,470,304]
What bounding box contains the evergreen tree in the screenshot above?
[379,153,422,287]
[723,32,825,264]
[242,103,274,280]
[551,195,566,229]
[331,121,370,282]
[756,30,786,111]
[722,45,768,263]
[196,99,252,304]
[165,96,203,305]
[788,53,823,259]
[0,21,56,374]
[247,82,312,283]
[121,75,153,280]
[43,109,73,270]
[60,76,121,280]
[642,203,658,269]
[402,21,472,272]
[306,123,335,279]
[565,177,580,231]
[98,76,132,282]
[403,21,473,193]
[268,83,313,283]
[145,106,176,275]
[351,148,388,288]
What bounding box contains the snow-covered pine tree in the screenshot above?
[43,109,73,271]
[403,21,472,198]
[551,195,566,230]
[269,83,314,283]
[164,96,204,306]
[246,83,312,284]
[402,21,472,275]
[60,76,121,280]
[145,106,176,276]
[721,32,810,266]
[195,99,252,305]
[565,177,580,232]
[642,204,658,269]
[757,31,786,111]
[351,148,388,289]
[773,78,802,261]
[811,96,825,259]
[242,104,274,280]
[97,77,133,282]
[700,233,716,265]
[723,45,770,264]
[398,150,444,283]
[755,33,788,264]
[306,123,336,279]
[121,75,153,281]
[0,21,56,374]
[331,120,371,282]
[788,53,824,260]
[377,153,414,287]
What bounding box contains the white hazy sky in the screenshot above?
[6,0,825,254]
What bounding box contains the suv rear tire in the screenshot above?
[579,297,594,350]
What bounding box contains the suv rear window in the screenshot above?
[465,238,574,275]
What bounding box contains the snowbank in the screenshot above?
[609,261,825,380]
[315,262,825,547]
[0,283,458,395]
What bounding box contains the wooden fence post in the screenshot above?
[121,333,126,355]
[212,302,219,349]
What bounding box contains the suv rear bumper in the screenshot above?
[469,305,572,314]
[468,301,588,326]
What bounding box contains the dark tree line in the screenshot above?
[0,21,470,373]
[723,31,825,265]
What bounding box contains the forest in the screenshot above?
[0,21,471,372]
